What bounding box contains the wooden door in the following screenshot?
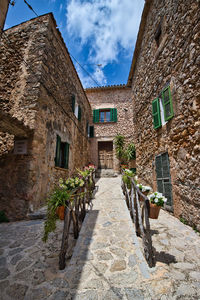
[98,141,113,169]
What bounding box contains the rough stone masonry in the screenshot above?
[128,0,200,230]
[0,14,92,220]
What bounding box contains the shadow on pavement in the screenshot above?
[150,229,159,236]
[154,249,177,265]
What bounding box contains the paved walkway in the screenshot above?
[0,177,200,300]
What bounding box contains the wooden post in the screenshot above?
[59,207,72,270]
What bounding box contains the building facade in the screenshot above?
[86,85,134,174]
[0,0,9,37]
[0,14,92,220]
[128,0,200,229]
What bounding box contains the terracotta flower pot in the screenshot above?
[56,206,65,220]
[149,202,161,219]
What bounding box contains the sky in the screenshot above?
[4,0,144,88]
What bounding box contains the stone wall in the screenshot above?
[0,14,92,220]
[0,0,9,36]
[129,0,200,229]
[86,86,134,172]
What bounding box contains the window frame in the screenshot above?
[93,108,117,123]
[55,135,69,169]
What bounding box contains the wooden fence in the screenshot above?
[59,171,95,270]
[121,174,155,267]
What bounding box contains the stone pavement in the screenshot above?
[0,177,200,300]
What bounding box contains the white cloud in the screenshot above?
[66,0,144,66]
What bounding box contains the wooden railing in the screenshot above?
[59,171,95,270]
[121,174,155,267]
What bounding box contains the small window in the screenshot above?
[55,135,69,169]
[155,22,162,47]
[71,94,81,121]
[86,122,94,138]
[75,103,79,119]
[93,108,117,123]
[89,126,94,137]
[152,86,173,129]
[100,109,111,122]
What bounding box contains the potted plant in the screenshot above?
[42,186,72,242]
[147,192,167,219]
[137,184,152,201]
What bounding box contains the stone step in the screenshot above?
[27,206,47,220]
[96,168,118,178]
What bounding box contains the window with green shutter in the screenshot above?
[55,135,69,169]
[152,98,161,129]
[155,152,173,209]
[162,86,173,121]
[89,126,94,137]
[93,108,117,123]
[78,105,82,121]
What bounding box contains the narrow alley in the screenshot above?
[0,177,200,300]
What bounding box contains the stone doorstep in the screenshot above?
[27,206,47,220]
[96,169,118,178]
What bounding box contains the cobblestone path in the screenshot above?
[0,177,200,300]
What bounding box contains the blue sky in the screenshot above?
[5,0,144,88]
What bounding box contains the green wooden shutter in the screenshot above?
[152,98,161,129]
[71,95,75,113]
[155,155,163,178]
[89,126,94,138]
[110,108,117,122]
[161,152,170,178]
[155,153,173,208]
[162,86,173,121]
[55,135,61,167]
[64,142,69,169]
[78,105,82,121]
[93,109,99,123]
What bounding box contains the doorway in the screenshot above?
[98,141,113,169]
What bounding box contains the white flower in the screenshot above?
[157,192,163,197]
[142,185,151,192]
[154,198,158,203]
[163,197,167,203]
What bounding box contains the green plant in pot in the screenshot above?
[147,192,167,219]
[42,186,72,242]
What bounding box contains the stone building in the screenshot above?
[127,0,200,229]
[0,13,92,220]
[0,0,9,37]
[86,85,134,174]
